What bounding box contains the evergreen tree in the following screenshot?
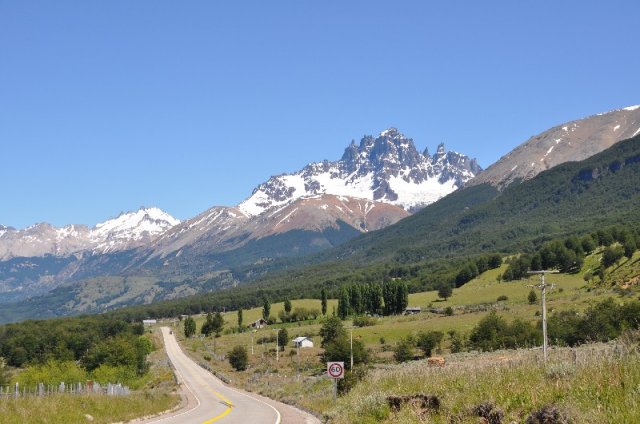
[319,315,345,347]
[396,282,409,313]
[211,312,224,337]
[528,289,538,305]
[337,286,350,320]
[321,288,328,316]
[382,281,396,316]
[349,284,363,315]
[277,328,288,351]
[262,296,271,322]
[228,345,248,371]
[284,298,292,314]
[237,308,243,329]
[184,316,196,338]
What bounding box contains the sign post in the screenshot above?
[327,361,344,400]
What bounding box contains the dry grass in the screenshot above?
[0,392,177,424]
[328,341,640,423]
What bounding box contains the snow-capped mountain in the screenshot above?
[0,207,179,260]
[468,105,640,189]
[239,128,481,215]
[91,207,180,253]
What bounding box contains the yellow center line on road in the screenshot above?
[201,391,235,424]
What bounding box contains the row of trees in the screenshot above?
[336,281,409,319]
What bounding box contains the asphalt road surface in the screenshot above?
[141,327,319,424]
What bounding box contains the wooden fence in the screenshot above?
[0,381,130,399]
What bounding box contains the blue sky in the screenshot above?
[1,1,639,228]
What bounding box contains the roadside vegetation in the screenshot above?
[0,323,180,423]
[169,232,640,422]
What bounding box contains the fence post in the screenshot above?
[15,382,19,398]
[38,383,44,397]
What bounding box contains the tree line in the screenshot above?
[503,225,639,281]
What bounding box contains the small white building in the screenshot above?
[142,319,157,325]
[292,336,314,349]
[403,307,421,315]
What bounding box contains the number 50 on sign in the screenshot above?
[327,361,345,379]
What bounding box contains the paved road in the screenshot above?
[142,327,319,424]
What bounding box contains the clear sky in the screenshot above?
[1,1,639,229]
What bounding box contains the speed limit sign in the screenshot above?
[327,361,345,379]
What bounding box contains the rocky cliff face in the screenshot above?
[468,105,640,189]
[239,128,481,215]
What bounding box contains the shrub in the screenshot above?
[322,336,368,370]
[468,312,541,351]
[416,331,443,357]
[228,346,248,371]
[497,295,508,302]
[352,316,376,327]
[393,338,414,363]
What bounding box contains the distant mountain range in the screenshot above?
[0,129,476,303]
[1,105,639,321]
[0,208,180,261]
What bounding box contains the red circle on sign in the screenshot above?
[328,362,343,378]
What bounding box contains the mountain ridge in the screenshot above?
[468,105,640,189]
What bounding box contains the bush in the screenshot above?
[497,295,508,302]
[393,338,414,363]
[352,316,376,327]
[416,331,443,357]
[228,346,248,371]
[15,360,87,387]
[322,336,368,370]
[468,312,541,351]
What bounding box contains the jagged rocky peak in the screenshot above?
[239,128,481,216]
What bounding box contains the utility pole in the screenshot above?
[275,330,279,362]
[527,270,557,362]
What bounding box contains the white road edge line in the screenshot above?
[221,384,281,424]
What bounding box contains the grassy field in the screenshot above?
[328,340,640,423]
[0,329,181,424]
[168,250,640,421]
[0,391,177,424]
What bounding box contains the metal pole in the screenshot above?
[350,327,353,370]
[276,331,279,362]
[541,273,548,361]
[251,334,254,355]
[333,378,337,400]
